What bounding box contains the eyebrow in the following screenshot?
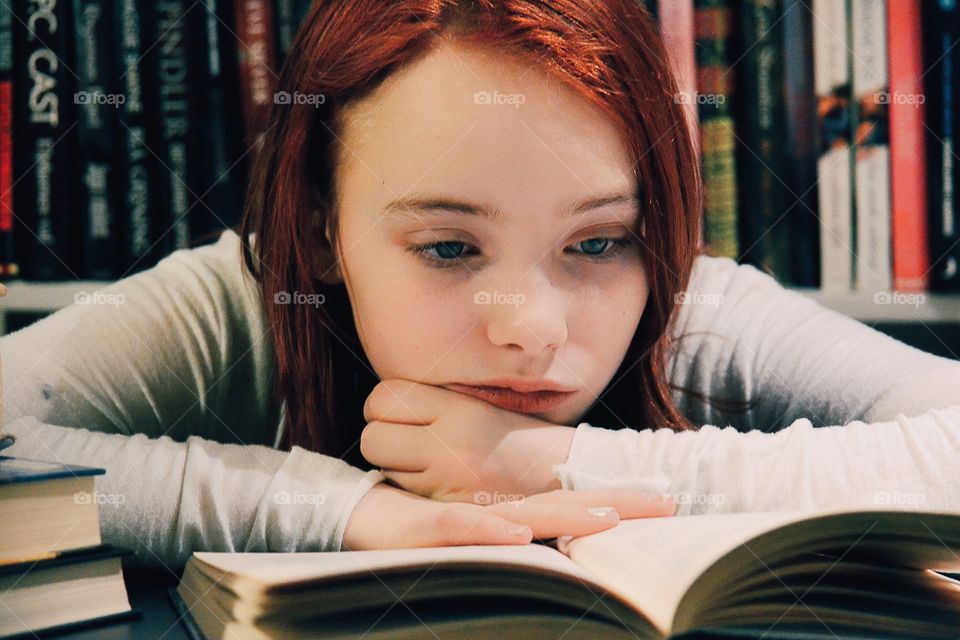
[381,192,640,220]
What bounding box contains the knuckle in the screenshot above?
[433,505,467,534]
[364,380,406,420]
[359,421,381,459]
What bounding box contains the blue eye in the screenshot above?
[407,236,635,269]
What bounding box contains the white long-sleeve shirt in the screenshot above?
[2,230,959,571]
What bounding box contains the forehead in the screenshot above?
[333,39,635,212]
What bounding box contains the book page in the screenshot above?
[563,511,815,634]
[193,543,604,600]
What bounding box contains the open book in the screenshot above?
[174,508,960,640]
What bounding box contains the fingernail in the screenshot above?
[506,523,531,536]
[557,535,573,553]
[586,506,616,518]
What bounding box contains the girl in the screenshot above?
[3,0,959,570]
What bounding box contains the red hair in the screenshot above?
[241,0,738,466]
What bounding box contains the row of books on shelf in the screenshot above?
[647,0,959,293]
[0,451,137,638]
[0,0,311,282]
[1,0,959,296]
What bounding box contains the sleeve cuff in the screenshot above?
[552,422,672,495]
[246,446,385,553]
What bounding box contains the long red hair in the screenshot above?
[241,0,736,467]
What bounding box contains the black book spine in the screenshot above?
[11,0,79,280]
[72,0,118,280]
[141,0,195,258]
[0,3,14,279]
[189,0,244,244]
[923,0,960,291]
[113,0,158,275]
[732,0,791,282]
[781,0,819,288]
[274,0,312,65]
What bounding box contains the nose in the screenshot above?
[481,276,568,354]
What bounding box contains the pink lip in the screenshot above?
[447,384,575,414]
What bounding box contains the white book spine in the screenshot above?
[813,0,855,291]
[851,0,892,292]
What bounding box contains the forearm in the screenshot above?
[554,406,960,515]
[4,417,384,571]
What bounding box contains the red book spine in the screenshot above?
[888,0,929,291]
[0,80,13,278]
[658,0,699,142]
[234,0,278,145]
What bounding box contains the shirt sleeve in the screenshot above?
[2,416,383,571]
[0,231,384,569]
[665,255,960,431]
[555,255,960,514]
[555,407,960,516]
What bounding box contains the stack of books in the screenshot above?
[0,454,138,638]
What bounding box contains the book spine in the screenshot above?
[274,0,311,65]
[733,0,791,282]
[781,0,820,288]
[190,0,245,243]
[144,0,195,253]
[114,0,157,275]
[72,0,118,280]
[694,0,739,260]
[923,0,960,291]
[851,0,892,293]
[659,0,699,142]
[813,0,854,291]
[0,3,14,279]
[887,0,928,292]
[234,0,277,147]
[11,0,79,280]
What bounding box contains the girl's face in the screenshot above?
[327,39,648,426]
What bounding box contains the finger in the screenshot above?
[485,500,622,538]
[359,421,428,471]
[363,379,450,424]
[402,506,533,547]
[522,489,677,519]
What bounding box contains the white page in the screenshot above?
[194,543,602,599]
[564,511,816,634]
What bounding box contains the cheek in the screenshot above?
[349,262,476,377]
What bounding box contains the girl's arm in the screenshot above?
[556,256,960,513]
[556,408,960,514]
[0,232,381,569]
[668,256,960,431]
[3,415,381,570]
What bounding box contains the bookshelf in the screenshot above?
[2,281,959,338]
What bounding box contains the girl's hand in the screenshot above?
[360,378,577,502]
[341,482,676,551]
